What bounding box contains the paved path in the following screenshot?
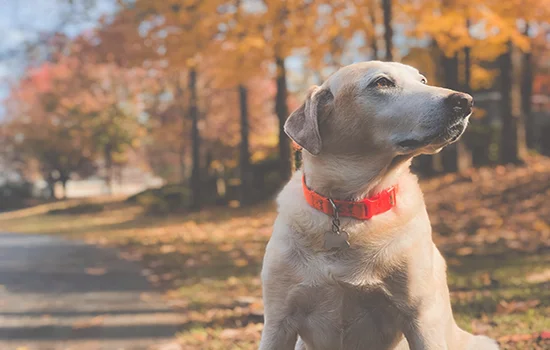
[0,233,184,350]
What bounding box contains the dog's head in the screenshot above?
[285,61,473,160]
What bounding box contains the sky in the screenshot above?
[0,0,116,117]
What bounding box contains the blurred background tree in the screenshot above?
[2,0,550,211]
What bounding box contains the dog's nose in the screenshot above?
[446,93,473,116]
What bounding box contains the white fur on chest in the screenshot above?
[261,171,431,350]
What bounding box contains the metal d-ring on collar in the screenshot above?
[325,198,351,250]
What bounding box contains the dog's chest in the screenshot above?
[288,283,404,350]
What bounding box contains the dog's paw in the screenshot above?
[469,335,499,349]
[294,336,307,350]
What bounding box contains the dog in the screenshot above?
[259,61,499,350]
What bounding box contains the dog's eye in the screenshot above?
[373,77,394,88]
[420,78,427,84]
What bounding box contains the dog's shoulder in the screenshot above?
[263,213,332,291]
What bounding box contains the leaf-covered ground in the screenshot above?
[1,156,549,349]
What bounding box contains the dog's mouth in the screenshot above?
[397,138,427,149]
[435,120,468,144]
[397,120,468,153]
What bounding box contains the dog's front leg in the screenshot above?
[259,314,298,350]
[402,320,448,350]
[259,268,298,349]
[400,289,452,350]
[259,230,301,350]
[396,284,451,350]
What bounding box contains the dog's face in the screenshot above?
[285,61,473,159]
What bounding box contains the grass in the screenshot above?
[447,253,550,344]
[1,158,550,349]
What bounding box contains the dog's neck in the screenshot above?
[277,152,425,250]
[302,152,412,201]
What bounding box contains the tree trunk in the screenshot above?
[382,0,393,61]
[275,54,292,181]
[104,144,113,195]
[463,19,472,94]
[438,51,472,174]
[238,84,251,205]
[176,73,187,183]
[367,10,379,60]
[522,24,535,149]
[413,155,437,177]
[189,68,201,209]
[179,143,186,183]
[441,53,459,172]
[499,41,525,164]
[443,53,459,89]
[458,18,473,172]
[513,43,528,160]
[61,177,69,199]
[46,175,57,200]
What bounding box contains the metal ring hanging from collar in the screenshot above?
[328,198,341,234]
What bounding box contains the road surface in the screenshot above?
[0,233,184,350]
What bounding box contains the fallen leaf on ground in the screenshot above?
[220,328,241,339]
[540,331,550,340]
[456,247,473,256]
[160,245,177,253]
[526,269,550,283]
[72,315,105,329]
[498,333,537,343]
[140,293,153,301]
[84,267,107,275]
[118,251,143,261]
[496,300,540,314]
[153,342,183,350]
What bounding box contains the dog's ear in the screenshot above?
[284,86,333,155]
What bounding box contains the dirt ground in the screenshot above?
[0,233,184,350]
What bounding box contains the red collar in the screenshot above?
[302,176,397,220]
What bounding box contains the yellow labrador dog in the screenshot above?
[259,62,499,350]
